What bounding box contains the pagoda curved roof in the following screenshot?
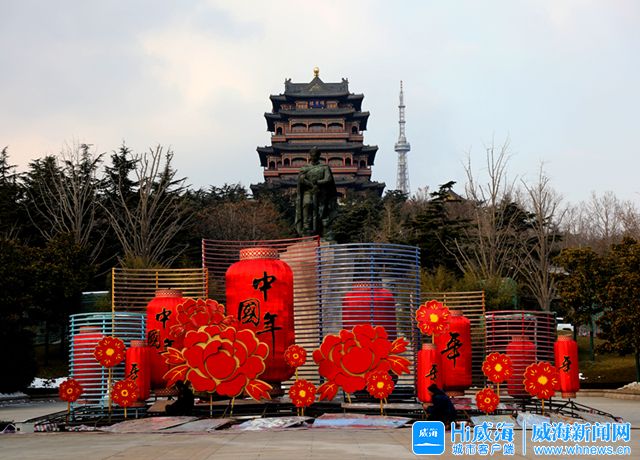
[264,110,370,131]
[257,143,378,166]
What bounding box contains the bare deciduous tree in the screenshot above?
[102,145,190,268]
[25,142,104,261]
[518,166,565,311]
[455,138,523,280]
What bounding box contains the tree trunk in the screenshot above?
[44,320,50,366]
[589,324,595,362]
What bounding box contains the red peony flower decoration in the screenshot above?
[59,378,83,403]
[169,298,237,339]
[94,336,126,368]
[289,379,316,408]
[475,387,500,414]
[415,300,451,336]
[162,324,272,401]
[482,352,514,384]
[312,324,410,401]
[524,361,559,400]
[111,379,139,408]
[284,344,307,369]
[366,371,395,400]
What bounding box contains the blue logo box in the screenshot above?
[412,421,445,455]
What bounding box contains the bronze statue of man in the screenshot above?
[295,147,337,237]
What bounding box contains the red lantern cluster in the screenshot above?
[125,340,151,402]
[146,289,185,389]
[554,336,580,398]
[226,247,295,385]
[435,311,472,395]
[342,283,397,338]
[506,335,536,397]
[416,343,442,403]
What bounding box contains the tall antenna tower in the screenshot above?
[395,81,410,194]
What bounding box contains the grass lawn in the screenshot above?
[573,334,637,388]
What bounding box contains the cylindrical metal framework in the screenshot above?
[317,243,420,389]
[484,310,556,395]
[69,312,145,406]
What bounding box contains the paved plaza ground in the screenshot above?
[0,395,638,459]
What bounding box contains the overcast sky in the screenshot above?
[1,1,638,204]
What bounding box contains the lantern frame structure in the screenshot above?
[317,243,420,390]
[69,312,145,407]
[203,238,420,390]
[484,310,556,397]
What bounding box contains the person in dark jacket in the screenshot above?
[426,383,457,425]
[166,380,195,416]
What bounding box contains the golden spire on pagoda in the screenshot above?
[313,66,319,78]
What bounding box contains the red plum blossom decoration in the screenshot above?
[94,336,126,368]
[366,371,395,400]
[111,379,139,408]
[289,379,316,408]
[415,300,450,337]
[524,361,559,400]
[59,378,83,403]
[475,387,500,414]
[284,344,307,369]
[482,353,514,384]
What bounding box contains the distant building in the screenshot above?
[394,81,410,195]
[251,68,385,198]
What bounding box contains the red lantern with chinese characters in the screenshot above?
[506,335,536,397]
[554,336,580,398]
[125,340,151,402]
[225,247,295,384]
[416,343,443,403]
[146,289,185,389]
[342,283,397,338]
[434,310,472,396]
[72,326,104,397]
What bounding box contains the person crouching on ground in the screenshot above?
[165,380,195,416]
[426,383,457,426]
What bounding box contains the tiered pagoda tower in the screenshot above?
[251,68,385,198]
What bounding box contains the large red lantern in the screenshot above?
[506,335,536,397]
[416,343,443,403]
[125,340,151,402]
[554,336,580,398]
[342,283,397,338]
[146,289,185,389]
[72,326,104,399]
[225,247,295,385]
[435,310,472,396]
